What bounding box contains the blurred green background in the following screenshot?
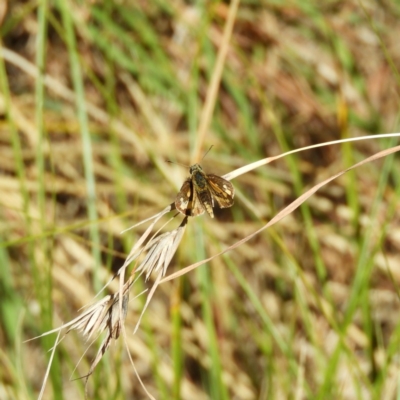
[1,0,400,399]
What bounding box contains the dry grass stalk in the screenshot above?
[33,136,400,398]
[34,205,187,395]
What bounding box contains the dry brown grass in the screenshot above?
[1,1,400,399]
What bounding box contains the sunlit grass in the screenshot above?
[0,0,400,399]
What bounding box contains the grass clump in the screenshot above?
[1,1,400,399]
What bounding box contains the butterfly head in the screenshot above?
[189,164,203,175]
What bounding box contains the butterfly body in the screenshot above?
[175,164,234,218]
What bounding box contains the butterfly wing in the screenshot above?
[190,187,206,216]
[175,179,205,216]
[207,175,235,208]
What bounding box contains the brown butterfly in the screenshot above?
[175,164,234,218]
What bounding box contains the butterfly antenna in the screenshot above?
[166,160,190,168]
[201,145,214,161]
[167,145,213,167]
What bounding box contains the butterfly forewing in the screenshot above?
[175,179,205,217]
[175,164,235,218]
[207,175,234,208]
